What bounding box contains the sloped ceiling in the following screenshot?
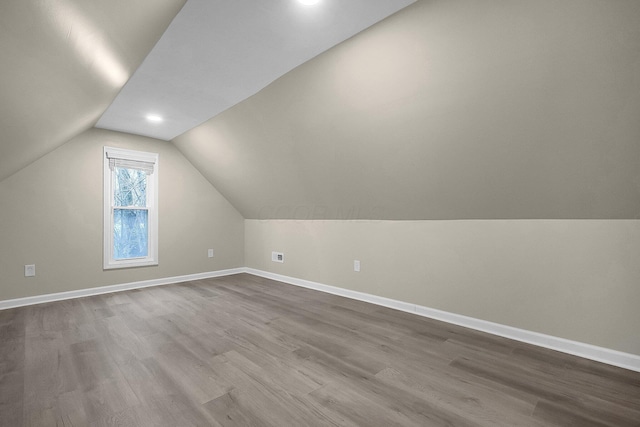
[96,0,416,141]
[2,0,639,220]
[174,0,640,219]
[0,0,186,181]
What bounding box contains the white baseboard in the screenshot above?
[245,268,640,373]
[2,266,638,372]
[0,268,244,310]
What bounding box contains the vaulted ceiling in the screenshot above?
[96,0,415,141]
[0,0,413,182]
[0,0,186,181]
[174,0,640,219]
[2,0,640,220]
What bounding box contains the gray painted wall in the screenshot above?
[246,219,640,355]
[0,128,244,301]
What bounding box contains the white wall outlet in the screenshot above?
[354,260,360,272]
[25,264,36,277]
[272,251,284,263]
[208,249,214,258]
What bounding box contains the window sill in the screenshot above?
[103,259,158,270]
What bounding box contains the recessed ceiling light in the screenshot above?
[298,0,320,5]
[146,114,163,123]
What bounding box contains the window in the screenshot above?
[103,146,158,269]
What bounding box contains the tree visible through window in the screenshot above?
[113,167,148,259]
[103,147,158,269]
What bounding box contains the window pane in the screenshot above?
[114,167,147,207]
[113,209,148,259]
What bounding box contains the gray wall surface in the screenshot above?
[246,219,640,355]
[0,128,244,301]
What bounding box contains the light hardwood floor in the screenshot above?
[1,273,639,426]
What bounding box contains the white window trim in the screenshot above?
[103,146,159,270]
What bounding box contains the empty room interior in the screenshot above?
[1,0,640,425]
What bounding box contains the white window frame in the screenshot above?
[103,146,159,269]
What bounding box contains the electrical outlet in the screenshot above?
[208,249,214,258]
[354,260,360,272]
[272,251,284,263]
[25,264,36,277]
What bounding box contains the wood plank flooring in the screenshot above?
[1,273,639,426]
